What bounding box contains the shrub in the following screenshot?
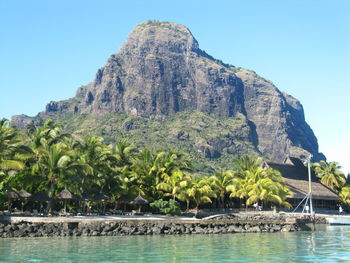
[150,199,181,216]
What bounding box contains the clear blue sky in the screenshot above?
[1,0,349,173]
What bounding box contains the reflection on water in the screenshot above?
[0,226,349,262]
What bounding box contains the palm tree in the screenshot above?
[77,136,119,196]
[245,176,291,208]
[209,170,237,208]
[339,186,350,205]
[113,139,138,167]
[230,155,263,208]
[231,155,291,209]
[232,174,251,209]
[31,142,84,212]
[130,148,161,200]
[177,184,192,211]
[232,155,262,174]
[27,119,70,149]
[187,176,215,212]
[157,170,191,200]
[0,119,30,172]
[312,161,346,192]
[131,149,191,201]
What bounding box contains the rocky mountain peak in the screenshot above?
[76,20,244,119]
[118,21,199,57]
[11,21,325,163]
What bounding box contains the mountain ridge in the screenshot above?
[11,20,325,167]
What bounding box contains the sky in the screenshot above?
[1,0,349,174]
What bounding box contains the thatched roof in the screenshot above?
[77,192,95,201]
[94,193,110,201]
[7,190,19,199]
[118,195,134,202]
[17,189,32,198]
[132,194,149,205]
[31,191,51,202]
[55,189,75,200]
[267,157,339,201]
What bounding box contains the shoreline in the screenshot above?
[0,213,319,238]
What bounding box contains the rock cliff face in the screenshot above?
[12,21,325,162]
[76,21,245,119]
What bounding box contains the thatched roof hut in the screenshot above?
[31,191,51,202]
[267,157,339,201]
[94,193,110,201]
[79,192,95,201]
[55,189,75,200]
[118,195,134,203]
[18,189,31,198]
[132,194,149,205]
[6,190,19,199]
[55,189,76,214]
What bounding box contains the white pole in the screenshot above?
[308,154,313,215]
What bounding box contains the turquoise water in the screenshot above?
[0,226,349,262]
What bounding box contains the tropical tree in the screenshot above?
[209,170,238,208]
[232,155,262,174]
[0,119,30,172]
[177,181,192,211]
[113,139,138,167]
[131,149,191,201]
[0,119,32,198]
[244,173,291,208]
[27,119,69,149]
[339,186,350,205]
[130,148,162,200]
[77,136,118,195]
[31,142,84,211]
[231,155,291,209]
[157,170,191,200]
[187,176,215,211]
[312,161,346,192]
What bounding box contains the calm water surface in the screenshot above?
[0,225,349,263]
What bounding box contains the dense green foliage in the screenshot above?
[229,156,292,209]
[150,199,181,215]
[312,160,349,205]
[0,118,292,213]
[312,161,346,192]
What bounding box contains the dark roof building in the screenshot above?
[266,157,339,209]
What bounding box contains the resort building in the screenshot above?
[266,157,339,210]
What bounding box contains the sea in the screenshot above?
[0,225,349,262]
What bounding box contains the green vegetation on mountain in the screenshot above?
[42,110,259,175]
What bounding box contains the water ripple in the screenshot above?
[0,225,350,262]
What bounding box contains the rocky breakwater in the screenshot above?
[0,214,310,238]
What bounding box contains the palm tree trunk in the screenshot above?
[47,182,55,214]
[195,202,199,214]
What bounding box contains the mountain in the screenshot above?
[11,21,325,173]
